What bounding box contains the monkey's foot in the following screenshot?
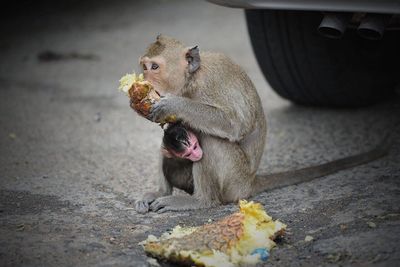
[135,199,151,214]
[135,192,162,214]
[150,195,203,213]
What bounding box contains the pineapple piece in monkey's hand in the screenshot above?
[140,200,286,267]
[118,72,177,123]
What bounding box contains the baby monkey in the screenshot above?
[162,123,203,162]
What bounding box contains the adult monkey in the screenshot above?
[135,35,388,213]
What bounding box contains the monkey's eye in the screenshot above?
[151,63,159,70]
[143,64,147,71]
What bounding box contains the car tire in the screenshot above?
[245,10,400,107]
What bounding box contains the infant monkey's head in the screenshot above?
[162,123,203,162]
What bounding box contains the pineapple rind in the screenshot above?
[140,200,286,267]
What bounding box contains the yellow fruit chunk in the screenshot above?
[118,73,144,94]
[118,72,176,122]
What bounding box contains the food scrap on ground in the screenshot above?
[140,200,286,267]
[304,235,314,242]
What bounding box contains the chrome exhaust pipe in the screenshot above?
[357,14,385,40]
[318,13,350,39]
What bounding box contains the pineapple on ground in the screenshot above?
[140,200,286,267]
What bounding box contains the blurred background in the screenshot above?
[0,0,399,266]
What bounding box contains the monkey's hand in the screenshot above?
[148,95,180,124]
[149,94,244,142]
[135,192,160,214]
[150,195,204,213]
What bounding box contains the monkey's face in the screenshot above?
[172,131,203,162]
[140,55,187,96]
[139,36,190,96]
[163,124,203,162]
[140,55,164,93]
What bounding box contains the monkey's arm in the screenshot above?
[149,96,245,142]
[149,153,223,213]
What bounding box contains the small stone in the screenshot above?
[9,133,17,139]
[340,224,347,230]
[94,112,101,122]
[147,258,160,266]
[326,253,341,263]
[304,235,314,242]
[367,222,376,228]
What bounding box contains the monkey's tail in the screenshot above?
[252,134,391,194]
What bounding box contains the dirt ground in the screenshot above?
[0,0,399,266]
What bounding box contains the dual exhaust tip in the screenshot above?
[318,13,385,40]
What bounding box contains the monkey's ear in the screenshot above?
[186,46,200,73]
